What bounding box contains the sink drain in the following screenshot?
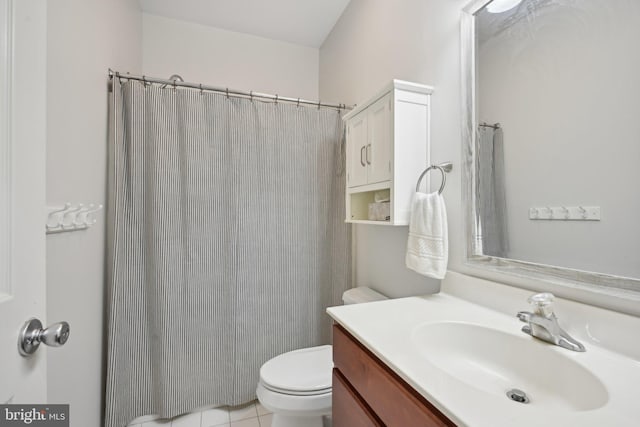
[506,388,530,404]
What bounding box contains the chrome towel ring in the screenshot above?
[415,162,453,194]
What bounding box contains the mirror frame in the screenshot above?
[461,0,640,298]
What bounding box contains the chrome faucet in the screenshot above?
[516,293,585,352]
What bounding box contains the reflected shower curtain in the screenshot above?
[477,126,508,257]
[105,79,350,427]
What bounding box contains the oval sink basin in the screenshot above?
[411,321,608,412]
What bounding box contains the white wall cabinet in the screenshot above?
[346,94,393,188]
[343,80,433,225]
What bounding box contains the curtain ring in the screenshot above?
[317,100,321,110]
[173,80,177,91]
[275,94,278,104]
[250,91,253,102]
[226,88,229,99]
[199,83,203,95]
[297,98,300,107]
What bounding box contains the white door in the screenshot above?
[346,112,368,187]
[366,94,392,185]
[0,0,48,404]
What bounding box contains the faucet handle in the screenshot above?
[527,292,555,318]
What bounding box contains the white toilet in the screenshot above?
[256,287,387,427]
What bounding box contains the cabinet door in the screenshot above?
[333,369,383,427]
[366,94,392,185]
[346,112,368,188]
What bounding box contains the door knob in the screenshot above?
[18,318,70,357]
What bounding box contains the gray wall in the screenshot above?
[46,0,141,425]
[142,13,320,100]
[319,0,640,315]
[320,0,468,298]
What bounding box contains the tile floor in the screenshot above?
[128,401,273,427]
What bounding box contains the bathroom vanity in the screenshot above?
[332,324,454,426]
[327,272,640,427]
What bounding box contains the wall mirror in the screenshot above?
[461,0,640,295]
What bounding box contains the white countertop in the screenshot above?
[327,289,640,426]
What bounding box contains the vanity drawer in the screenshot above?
[333,369,383,427]
[333,324,455,427]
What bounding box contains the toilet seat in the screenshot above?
[256,382,332,421]
[259,345,333,395]
[261,382,331,396]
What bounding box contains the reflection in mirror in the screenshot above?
[463,0,640,293]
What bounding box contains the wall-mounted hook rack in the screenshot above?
[528,206,600,221]
[46,203,103,234]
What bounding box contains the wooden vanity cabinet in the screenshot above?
[332,324,456,427]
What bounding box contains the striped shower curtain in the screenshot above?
[105,79,350,427]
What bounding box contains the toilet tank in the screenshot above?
[342,287,388,305]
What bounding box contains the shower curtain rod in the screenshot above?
[479,122,500,129]
[108,69,353,111]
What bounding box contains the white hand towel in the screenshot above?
[405,192,448,279]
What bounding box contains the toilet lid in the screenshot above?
[260,345,333,394]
